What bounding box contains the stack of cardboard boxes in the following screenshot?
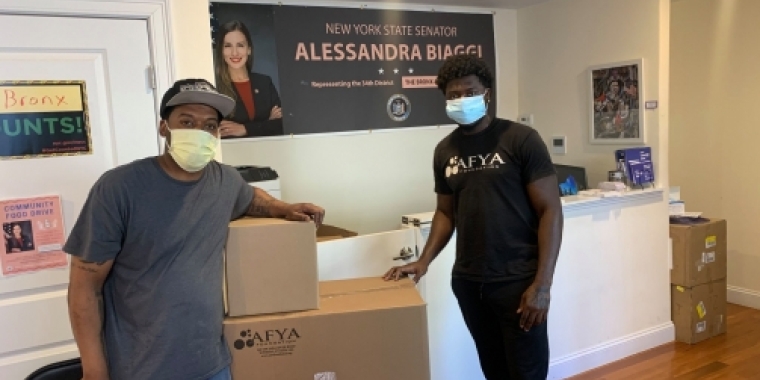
[223,218,431,379]
[669,219,728,344]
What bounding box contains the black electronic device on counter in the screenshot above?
[235,166,279,182]
[554,164,588,196]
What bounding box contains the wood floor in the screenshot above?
[570,303,760,379]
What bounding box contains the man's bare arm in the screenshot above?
[247,187,289,218]
[246,187,326,227]
[68,256,114,380]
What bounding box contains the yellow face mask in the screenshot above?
[167,128,218,173]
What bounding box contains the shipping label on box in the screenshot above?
[669,219,727,287]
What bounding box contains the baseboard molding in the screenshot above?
[728,285,760,310]
[547,322,674,380]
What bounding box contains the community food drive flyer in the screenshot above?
[1,195,68,276]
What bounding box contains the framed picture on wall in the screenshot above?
[589,59,644,144]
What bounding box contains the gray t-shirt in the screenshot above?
[64,157,253,380]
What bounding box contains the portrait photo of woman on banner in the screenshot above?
[214,20,283,139]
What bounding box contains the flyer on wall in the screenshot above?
[1,195,68,276]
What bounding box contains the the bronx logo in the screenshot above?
[445,153,506,178]
[234,328,301,350]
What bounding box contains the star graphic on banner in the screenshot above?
[393,68,399,74]
[378,68,384,74]
[409,68,414,74]
[209,4,219,47]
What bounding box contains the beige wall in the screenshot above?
[671,0,760,302]
[170,3,519,234]
[517,0,670,187]
[168,0,215,80]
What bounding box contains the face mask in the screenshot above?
[166,128,218,173]
[446,94,488,127]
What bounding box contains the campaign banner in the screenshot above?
[0,81,92,159]
[210,3,496,139]
[1,195,68,276]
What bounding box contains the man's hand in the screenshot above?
[517,283,551,332]
[383,260,430,283]
[269,106,282,120]
[219,121,247,137]
[283,203,325,227]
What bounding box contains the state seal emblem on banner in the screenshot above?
[387,94,411,122]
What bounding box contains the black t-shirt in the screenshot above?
[433,118,556,282]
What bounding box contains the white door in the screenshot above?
[0,14,159,379]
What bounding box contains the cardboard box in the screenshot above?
[224,277,430,380]
[316,224,358,242]
[671,278,727,344]
[225,218,319,317]
[669,219,727,287]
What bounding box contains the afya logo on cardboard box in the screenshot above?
[234,328,301,350]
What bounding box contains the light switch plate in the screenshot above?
[551,135,566,155]
[518,114,534,126]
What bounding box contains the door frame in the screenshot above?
[0,0,175,125]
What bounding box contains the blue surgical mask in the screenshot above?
[446,94,487,126]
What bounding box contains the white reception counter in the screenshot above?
[548,189,671,378]
[317,188,672,380]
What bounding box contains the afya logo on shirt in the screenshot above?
[445,153,506,178]
[233,328,301,350]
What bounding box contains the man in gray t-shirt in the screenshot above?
[65,79,325,380]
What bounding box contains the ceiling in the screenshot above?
[327,0,554,10]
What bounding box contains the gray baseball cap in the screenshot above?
[160,78,235,119]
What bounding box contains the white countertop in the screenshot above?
[561,188,664,213]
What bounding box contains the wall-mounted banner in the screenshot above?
[210,3,496,140]
[0,81,92,159]
[1,195,68,276]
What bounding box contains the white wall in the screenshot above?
[185,3,519,234]
[517,0,670,188]
[670,0,760,309]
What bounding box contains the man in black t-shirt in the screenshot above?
[385,54,563,379]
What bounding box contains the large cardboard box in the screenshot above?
[670,219,727,287]
[671,278,727,344]
[224,277,430,380]
[225,218,319,317]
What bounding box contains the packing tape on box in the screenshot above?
[320,282,416,300]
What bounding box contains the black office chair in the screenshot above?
[26,358,82,380]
